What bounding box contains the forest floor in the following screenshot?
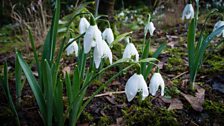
[0,6,224,126]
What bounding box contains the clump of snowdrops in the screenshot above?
[182,0,224,90]
[1,1,166,126]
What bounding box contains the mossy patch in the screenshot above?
[122,97,179,126]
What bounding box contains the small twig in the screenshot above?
[84,91,125,100]
[171,71,188,80]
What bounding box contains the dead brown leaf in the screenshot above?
[161,97,183,110]
[62,66,71,76]
[180,86,205,112]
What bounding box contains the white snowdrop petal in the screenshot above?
[125,73,149,102]
[182,4,194,20]
[84,25,102,53]
[125,74,140,102]
[149,73,165,96]
[102,40,113,64]
[213,21,224,37]
[138,74,149,100]
[122,43,139,62]
[79,17,90,34]
[102,28,114,45]
[66,38,78,57]
[145,22,155,36]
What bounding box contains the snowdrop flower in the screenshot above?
[79,17,90,34]
[182,4,194,20]
[149,73,165,96]
[102,28,114,45]
[125,73,149,102]
[66,38,78,57]
[84,25,102,53]
[144,22,156,36]
[213,20,224,37]
[122,43,139,62]
[94,40,112,69]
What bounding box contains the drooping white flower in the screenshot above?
[94,40,112,69]
[213,20,224,37]
[66,38,79,57]
[149,73,165,96]
[79,17,90,34]
[125,73,149,102]
[182,4,194,20]
[102,28,114,45]
[84,25,102,54]
[144,22,156,36]
[122,43,139,62]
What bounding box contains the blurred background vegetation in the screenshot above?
[0,0,224,45]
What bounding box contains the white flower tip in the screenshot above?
[125,73,148,102]
[149,73,165,96]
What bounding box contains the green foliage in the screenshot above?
[0,62,20,126]
[187,2,224,90]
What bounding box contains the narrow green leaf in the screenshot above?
[54,79,64,126]
[72,67,80,98]
[2,62,20,126]
[16,52,47,123]
[141,39,150,75]
[194,25,224,73]
[65,73,73,106]
[28,28,43,89]
[144,43,166,79]
[43,60,53,126]
[15,56,23,104]
[42,0,60,62]
[187,18,196,83]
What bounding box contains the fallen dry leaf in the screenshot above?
[180,86,205,112]
[62,66,71,76]
[161,97,183,110]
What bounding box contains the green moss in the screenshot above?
[203,100,224,124]
[97,116,112,126]
[204,100,224,115]
[122,97,179,126]
[206,55,224,72]
[81,111,94,122]
[166,56,185,72]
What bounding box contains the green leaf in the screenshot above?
[141,39,150,75]
[16,52,47,123]
[72,67,80,99]
[42,0,61,62]
[144,43,166,79]
[54,79,64,126]
[187,18,196,83]
[65,73,73,106]
[15,55,23,104]
[194,25,224,73]
[28,28,43,89]
[43,60,53,126]
[2,62,20,126]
